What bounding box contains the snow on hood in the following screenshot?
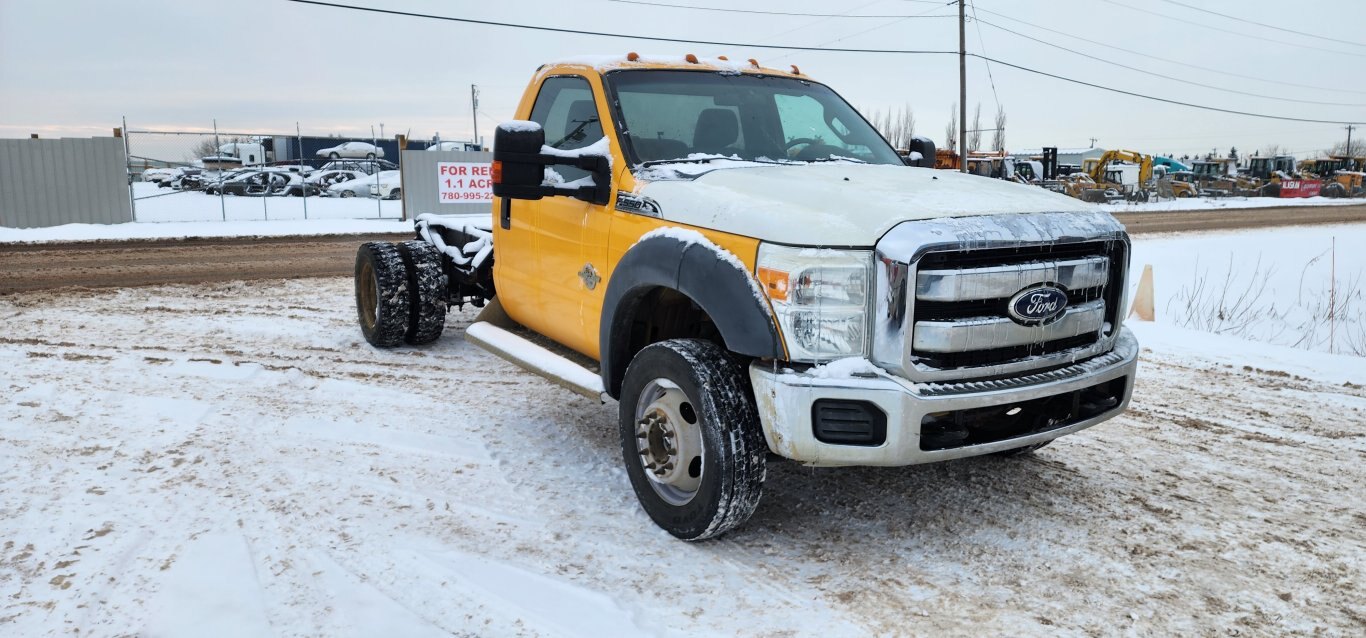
[634,163,1097,246]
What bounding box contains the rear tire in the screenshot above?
[396,241,447,345]
[1322,182,1347,198]
[619,339,767,541]
[354,242,409,348]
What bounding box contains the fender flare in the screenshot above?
[599,234,784,399]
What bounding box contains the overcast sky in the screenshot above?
[2,0,1363,159]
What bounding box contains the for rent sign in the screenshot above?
[437,162,494,203]
[1280,179,1322,198]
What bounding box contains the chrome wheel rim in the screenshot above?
[634,379,704,506]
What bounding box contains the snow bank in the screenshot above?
[1102,195,1360,213]
[1129,223,1365,358]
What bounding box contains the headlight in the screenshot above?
[755,243,872,363]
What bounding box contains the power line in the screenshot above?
[977,55,1361,125]
[1157,0,1366,48]
[607,0,956,19]
[283,0,957,54]
[968,1,1000,113]
[1097,0,1366,58]
[972,5,1366,96]
[283,0,1364,125]
[976,18,1366,107]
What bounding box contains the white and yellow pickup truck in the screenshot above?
[353,54,1138,541]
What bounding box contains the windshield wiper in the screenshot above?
[640,156,787,168]
[803,156,868,164]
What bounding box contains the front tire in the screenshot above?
[619,339,766,541]
[354,242,409,347]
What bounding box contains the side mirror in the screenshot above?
[906,136,935,168]
[492,121,611,206]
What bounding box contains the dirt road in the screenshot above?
[2,279,1363,635]
[2,204,1362,293]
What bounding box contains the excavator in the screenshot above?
[1065,149,1154,203]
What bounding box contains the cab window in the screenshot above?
[529,76,604,182]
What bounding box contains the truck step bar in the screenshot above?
[464,299,608,403]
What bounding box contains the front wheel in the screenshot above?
[619,339,767,541]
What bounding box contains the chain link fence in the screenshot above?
[123,119,479,223]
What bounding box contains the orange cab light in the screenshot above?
[685,53,699,63]
[491,160,503,184]
[717,55,729,61]
[748,58,759,67]
[627,51,640,61]
[757,267,790,301]
[790,65,801,75]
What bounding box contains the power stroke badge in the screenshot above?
[1008,285,1069,325]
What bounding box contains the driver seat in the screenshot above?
[693,108,739,155]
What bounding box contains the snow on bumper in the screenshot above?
[750,328,1139,467]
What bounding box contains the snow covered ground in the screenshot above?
[131,182,402,223]
[1128,223,1366,356]
[3,266,1364,634]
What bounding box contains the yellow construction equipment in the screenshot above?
[1069,149,1154,203]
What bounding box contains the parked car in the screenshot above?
[320,158,397,175]
[316,141,384,160]
[307,169,367,188]
[140,167,178,186]
[426,141,482,152]
[205,169,290,196]
[326,170,399,198]
[368,172,403,199]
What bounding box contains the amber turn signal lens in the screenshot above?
[491,160,503,184]
[757,267,790,301]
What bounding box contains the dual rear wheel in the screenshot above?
[354,241,447,347]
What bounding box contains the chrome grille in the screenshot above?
[873,212,1130,383]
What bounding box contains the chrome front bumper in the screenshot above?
[750,328,1139,467]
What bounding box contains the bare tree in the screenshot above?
[945,102,958,153]
[967,103,982,153]
[1261,143,1285,158]
[863,103,918,150]
[991,104,1007,153]
[1331,136,1360,157]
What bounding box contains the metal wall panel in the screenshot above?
[399,149,495,221]
[0,137,133,228]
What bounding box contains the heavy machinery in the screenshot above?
[1191,158,1259,195]
[1300,157,1364,198]
[1068,149,1154,203]
[1245,155,1315,197]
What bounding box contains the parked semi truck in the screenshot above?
[353,55,1139,540]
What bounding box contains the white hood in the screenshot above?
[636,163,1097,246]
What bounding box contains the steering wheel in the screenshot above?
[784,137,821,151]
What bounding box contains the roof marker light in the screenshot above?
[685,53,699,63]
[748,58,759,67]
[790,65,801,75]
[627,52,640,61]
[717,55,728,61]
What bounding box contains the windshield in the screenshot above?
[603,70,903,170]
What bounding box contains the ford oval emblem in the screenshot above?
[1008,286,1069,325]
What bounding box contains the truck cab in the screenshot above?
[352,55,1139,540]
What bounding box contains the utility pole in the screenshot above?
[1347,124,1355,156]
[1089,137,1098,148]
[958,0,967,172]
[471,84,480,149]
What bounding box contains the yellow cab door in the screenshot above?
[509,74,613,357]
